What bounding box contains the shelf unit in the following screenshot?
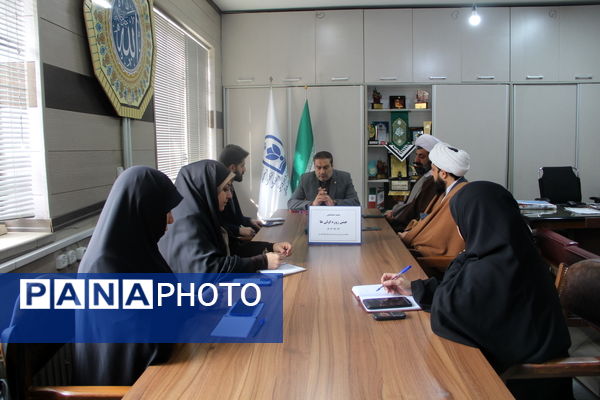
[366,85,433,209]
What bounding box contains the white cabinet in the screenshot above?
[510,7,560,82]
[577,84,600,201]
[222,13,269,86]
[225,86,365,214]
[460,7,509,82]
[413,9,461,83]
[432,85,509,186]
[512,85,577,200]
[559,5,600,82]
[364,9,412,84]
[315,10,364,84]
[222,12,315,86]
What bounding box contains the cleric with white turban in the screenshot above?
[429,143,470,177]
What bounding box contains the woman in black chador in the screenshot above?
[74,166,182,385]
[381,181,573,399]
[159,159,291,273]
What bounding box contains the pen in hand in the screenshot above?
[376,265,412,292]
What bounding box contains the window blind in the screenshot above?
[0,0,35,220]
[154,10,212,182]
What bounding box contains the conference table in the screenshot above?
[124,211,512,399]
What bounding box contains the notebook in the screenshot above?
[352,284,421,313]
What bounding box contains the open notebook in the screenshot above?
[352,284,421,312]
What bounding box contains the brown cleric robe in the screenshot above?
[402,180,468,258]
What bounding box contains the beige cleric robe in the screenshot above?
[402,181,468,258]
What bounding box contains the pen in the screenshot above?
[376,265,412,292]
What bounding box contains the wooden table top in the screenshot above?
[124,211,512,399]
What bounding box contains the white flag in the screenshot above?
[258,89,290,219]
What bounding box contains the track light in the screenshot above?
[469,5,481,26]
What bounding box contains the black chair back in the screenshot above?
[538,166,581,204]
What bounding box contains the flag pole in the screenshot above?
[304,85,308,100]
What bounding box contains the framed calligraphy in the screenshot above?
[83,0,155,119]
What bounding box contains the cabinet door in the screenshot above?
[413,9,461,83]
[578,84,600,201]
[512,85,577,200]
[291,86,365,204]
[364,9,412,84]
[510,7,560,82]
[225,87,290,216]
[225,86,365,213]
[433,85,509,186]
[461,7,509,82]
[559,5,600,82]
[316,10,364,84]
[222,13,270,86]
[268,11,315,85]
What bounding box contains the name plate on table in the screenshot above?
[308,206,362,244]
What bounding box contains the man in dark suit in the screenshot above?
[288,151,360,210]
[219,144,262,238]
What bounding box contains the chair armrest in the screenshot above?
[28,386,130,400]
[590,196,600,203]
[501,357,600,380]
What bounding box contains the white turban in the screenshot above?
[429,143,470,177]
[414,134,440,153]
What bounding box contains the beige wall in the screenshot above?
[37,0,222,222]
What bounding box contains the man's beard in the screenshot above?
[414,161,431,176]
[434,177,447,195]
[234,171,243,182]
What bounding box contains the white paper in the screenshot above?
[565,207,600,215]
[308,206,362,244]
[258,263,306,276]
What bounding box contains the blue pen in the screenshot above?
[376,265,412,292]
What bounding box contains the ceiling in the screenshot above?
[213,0,588,12]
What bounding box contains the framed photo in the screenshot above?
[389,96,406,109]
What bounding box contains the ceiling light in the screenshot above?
[469,5,481,26]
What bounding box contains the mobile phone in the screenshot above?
[262,220,284,227]
[372,311,407,321]
[228,298,262,317]
[362,297,412,311]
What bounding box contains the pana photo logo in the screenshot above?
[20,279,261,310]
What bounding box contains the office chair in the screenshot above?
[1,297,130,400]
[538,166,582,205]
[501,259,600,381]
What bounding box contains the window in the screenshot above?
[0,0,46,222]
[153,9,214,181]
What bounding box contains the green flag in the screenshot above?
[291,100,314,192]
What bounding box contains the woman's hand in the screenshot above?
[265,252,282,269]
[273,242,292,257]
[380,273,412,295]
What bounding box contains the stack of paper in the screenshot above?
[517,200,557,210]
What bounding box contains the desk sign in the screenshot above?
[308,206,362,244]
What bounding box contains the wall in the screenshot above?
[37,0,221,225]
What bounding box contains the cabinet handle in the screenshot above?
[236,78,255,83]
[429,76,447,80]
[575,75,593,80]
[282,77,302,82]
[526,75,544,80]
[477,75,495,80]
[379,77,398,81]
[331,77,349,81]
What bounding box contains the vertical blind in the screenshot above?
[154,10,211,181]
[0,0,35,220]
